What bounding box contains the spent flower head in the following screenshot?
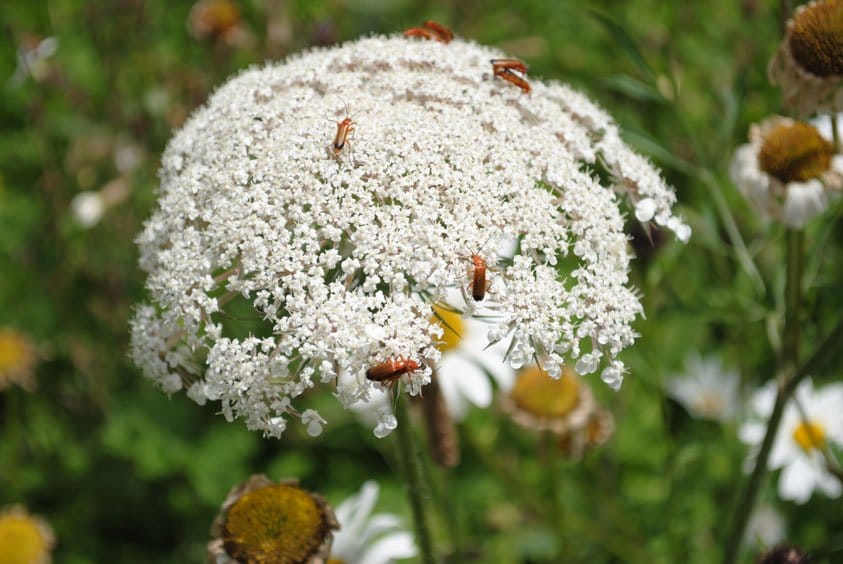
[207,475,339,563]
[503,364,614,458]
[130,33,689,438]
[730,116,843,228]
[769,0,843,116]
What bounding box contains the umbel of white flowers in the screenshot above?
[130,34,690,438]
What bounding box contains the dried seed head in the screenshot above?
[209,476,338,564]
[758,121,834,183]
[788,0,843,77]
[769,1,843,115]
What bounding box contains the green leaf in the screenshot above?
[586,9,655,81]
[602,74,666,104]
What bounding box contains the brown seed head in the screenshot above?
[789,0,843,77]
[758,121,833,183]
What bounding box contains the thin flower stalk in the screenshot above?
[394,392,437,564]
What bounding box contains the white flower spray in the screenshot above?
[130,34,689,437]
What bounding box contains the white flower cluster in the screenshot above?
[130,35,689,437]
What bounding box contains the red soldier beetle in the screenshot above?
[404,21,454,43]
[366,357,421,386]
[328,100,365,158]
[422,21,453,43]
[470,254,488,301]
[403,27,436,41]
[331,116,355,157]
[490,58,531,94]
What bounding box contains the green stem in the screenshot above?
[784,230,802,365]
[698,169,766,296]
[463,429,649,562]
[787,317,843,394]
[394,392,438,564]
[722,390,788,564]
[544,433,567,555]
[416,436,462,561]
[722,229,802,564]
[831,113,840,154]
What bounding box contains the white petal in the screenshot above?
[738,422,765,446]
[438,353,492,418]
[634,197,657,222]
[778,457,816,503]
[334,481,379,553]
[356,532,418,564]
[750,382,777,417]
[815,468,843,498]
[782,180,826,228]
[436,363,468,420]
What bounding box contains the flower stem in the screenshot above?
[394,391,438,564]
[784,229,802,366]
[831,113,840,154]
[721,389,787,564]
[698,169,766,296]
[544,433,567,556]
[721,315,843,564]
[722,229,802,564]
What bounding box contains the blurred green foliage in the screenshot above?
[2,1,842,563]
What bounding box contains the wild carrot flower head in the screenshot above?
[769,0,843,116]
[130,34,689,438]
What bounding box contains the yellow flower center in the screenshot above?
[0,330,30,373]
[191,0,242,38]
[223,484,330,564]
[789,0,843,77]
[511,365,580,418]
[431,304,464,353]
[0,512,52,564]
[327,558,347,564]
[758,122,834,183]
[792,420,827,452]
[693,392,725,417]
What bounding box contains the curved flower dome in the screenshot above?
[130,34,689,437]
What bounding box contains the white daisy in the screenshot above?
[665,352,740,422]
[330,481,417,564]
[730,116,843,228]
[739,379,843,504]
